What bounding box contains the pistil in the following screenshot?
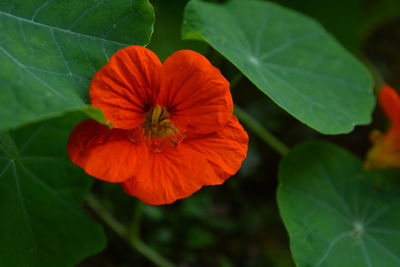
[141,106,184,151]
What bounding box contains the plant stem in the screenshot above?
[127,202,175,267]
[130,200,143,242]
[128,237,174,267]
[229,72,289,155]
[85,193,175,267]
[234,105,289,156]
[85,193,127,237]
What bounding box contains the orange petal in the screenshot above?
[122,116,248,205]
[365,127,400,169]
[67,119,147,183]
[90,46,161,129]
[122,145,212,205]
[184,115,249,181]
[379,85,400,126]
[158,50,233,136]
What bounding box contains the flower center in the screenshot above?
[141,106,184,152]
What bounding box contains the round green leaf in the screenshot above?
[0,0,154,130]
[0,115,106,267]
[182,0,375,134]
[278,141,400,267]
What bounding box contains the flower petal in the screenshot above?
[365,128,400,169]
[67,119,147,183]
[122,145,213,205]
[122,116,248,205]
[158,50,233,135]
[379,85,400,126]
[184,115,249,181]
[90,46,161,129]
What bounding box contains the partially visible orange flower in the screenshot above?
[365,85,400,169]
[67,46,248,205]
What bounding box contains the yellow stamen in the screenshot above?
[142,106,184,151]
[151,105,163,126]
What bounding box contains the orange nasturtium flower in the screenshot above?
[67,46,249,205]
[365,85,400,169]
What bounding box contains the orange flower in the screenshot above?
[67,46,248,205]
[365,85,400,169]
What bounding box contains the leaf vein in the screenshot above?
[12,161,39,266]
[316,231,352,266]
[284,186,350,225]
[0,10,128,47]
[365,234,400,264]
[0,46,70,102]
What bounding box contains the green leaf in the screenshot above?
[278,141,400,267]
[182,0,375,134]
[0,115,106,267]
[0,0,154,130]
[277,0,400,51]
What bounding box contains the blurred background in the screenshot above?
[79,0,400,266]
